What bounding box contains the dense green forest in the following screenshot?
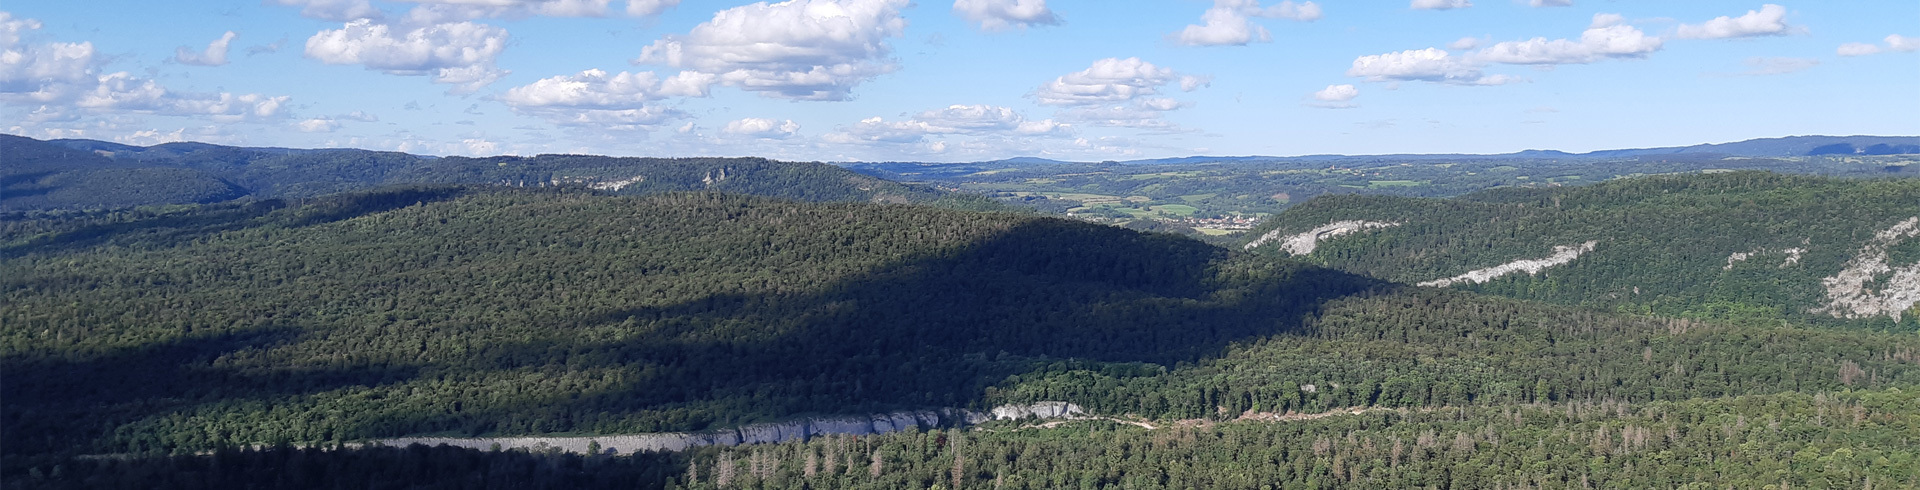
[848,152,1919,233]
[6,183,1920,488]
[16,388,1920,489]
[1244,172,1920,330]
[0,135,952,211]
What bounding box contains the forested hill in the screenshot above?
[7,185,1920,490]
[0,134,950,211]
[1244,172,1920,329]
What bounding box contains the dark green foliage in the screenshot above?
[1245,172,1920,329]
[20,389,1920,489]
[1,135,947,211]
[7,180,1920,487]
[0,187,1379,460]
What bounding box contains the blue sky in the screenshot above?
[2,0,1914,161]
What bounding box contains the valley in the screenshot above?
[5,137,1920,489]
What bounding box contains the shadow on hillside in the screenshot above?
[0,186,471,259]
[0,327,422,459]
[362,218,1388,435]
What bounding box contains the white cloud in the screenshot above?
[343,110,379,122]
[627,0,681,16]
[1739,56,1817,76]
[1837,42,1881,57]
[2,14,288,123]
[1471,13,1660,65]
[1348,48,1505,84]
[636,0,909,101]
[304,19,510,94]
[296,118,342,132]
[76,72,290,122]
[1410,0,1470,10]
[269,0,383,21]
[173,31,236,66]
[497,68,712,130]
[952,0,1059,31]
[1448,36,1483,50]
[1033,57,1189,106]
[499,69,711,108]
[1889,34,1920,52]
[1529,0,1571,6]
[828,104,1070,144]
[398,0,619,24]
[1173,0,1320,47]
[1677,4,1790,40]
[723,117,801,139]
[1312,84,1357,102]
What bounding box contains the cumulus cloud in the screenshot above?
[270,0,383,21]
[1738,56,1817,76]
[723,117,801,139]
[172,31,237,66]
[828,104,1069,144]
[1837,42,1881,57]
[1448,36,1483,50]
[1888,34,1920,52]
[1677,4,1791,39]
[1031,58,1205,131]
[1530,0,1571,6]
[636,0,909,101]
[1471,13,1661,65]
[952,0,1059,31]
[1410,0,1470,10]
[1173,0,1320,47]
[2,13,287,122]
[1311,84,1357,102]
[627,0,681,16]
[1347,48,1507,84]
[305,19,509,93]
[1033,57,1189,106]
[497,68,713,130]
[296,118,342,132]
[398,0,618,24]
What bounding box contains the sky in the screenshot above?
[1,0,1915,162]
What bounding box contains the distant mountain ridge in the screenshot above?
[915,135,1920,167]
[2,134,956,211]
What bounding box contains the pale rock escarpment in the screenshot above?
[1244,220,1400,255]
[1813,217,1920,321]
[1724,246,1807,270]
[1419,241,1598,288]
[374,403,1082,455]
[990,401,1084,420]
[588,175,645,191]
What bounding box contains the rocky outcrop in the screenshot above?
[373,403,1079,455]
[1245,220,1400,255]
[1813,217,1920,321]
[989,402,1085,420]
[1419,241,1598,288]
[1724,246,1806,270]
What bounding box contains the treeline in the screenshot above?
[1246,172,1920,329]
[6,186,1918,470]
[0,135,952,211]
[17,389,1917,489]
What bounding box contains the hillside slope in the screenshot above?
[1,135,949,211]
[1244,172,1920,328]
[6,186,1918,473]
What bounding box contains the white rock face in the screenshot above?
[1813,217,1920,321]
[1245,220,1400,255]
[1419,241,1598,288]
[989,402,1085,420]
[588,175,645,191]
[1725,247,1808,270]
[374,404,1078,455]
